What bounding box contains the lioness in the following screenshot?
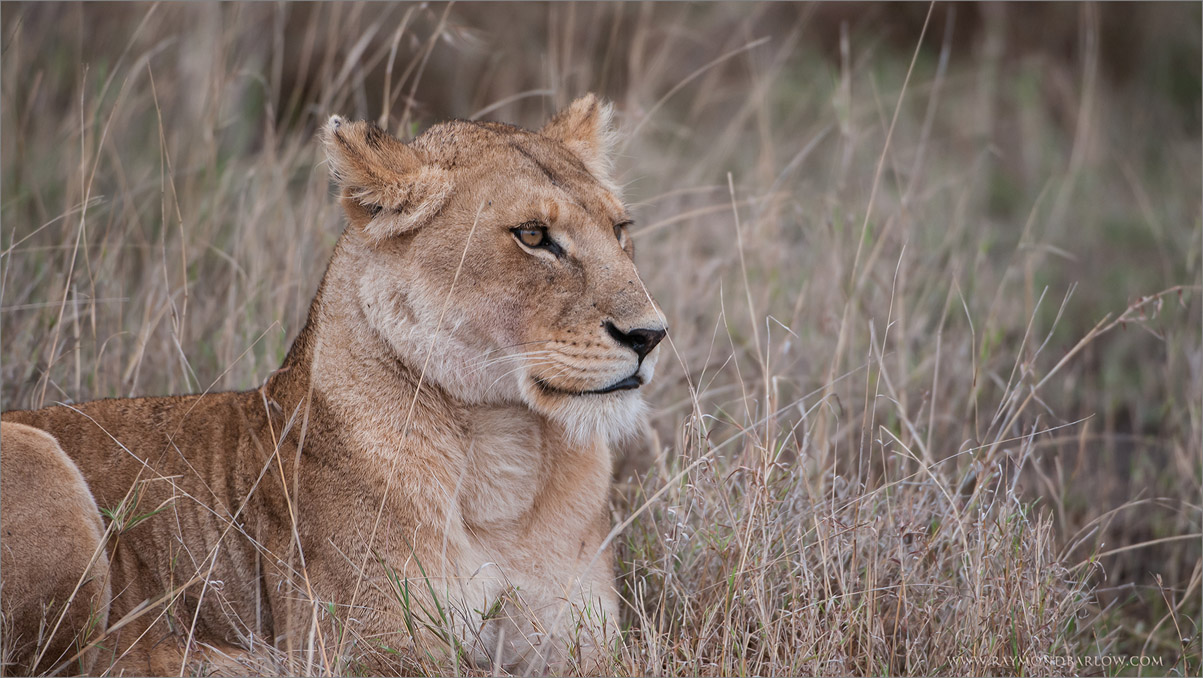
[1,94,666,676]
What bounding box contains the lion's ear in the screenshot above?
[540,93,617,186]
[322,116,452,241]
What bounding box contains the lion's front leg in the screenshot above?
[449,543,620,676]
[264,496,478,675]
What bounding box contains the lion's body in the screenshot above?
[1,95,664,675]
[3,394,272,673]
[0,422,112,675]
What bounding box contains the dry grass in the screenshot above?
[1,3,1199,676]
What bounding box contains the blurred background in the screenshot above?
[2,2,1199,674]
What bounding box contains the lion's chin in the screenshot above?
[520,378,648,447]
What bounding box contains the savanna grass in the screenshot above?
[2,3,1198,676]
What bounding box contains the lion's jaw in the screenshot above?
[324,97,665,446]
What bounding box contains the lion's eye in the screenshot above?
[516,226,546,248]
[512,221,555,249]
[614,221,631,242]
[511,221,566,257]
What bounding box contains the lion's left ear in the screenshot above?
[540,93,617,186]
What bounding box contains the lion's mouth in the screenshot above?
[533,373,643,396]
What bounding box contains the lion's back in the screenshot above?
[2,391,263,511]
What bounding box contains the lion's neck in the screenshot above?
[263,244,612,544]
[265,246,540,458]
[270,249,459,439]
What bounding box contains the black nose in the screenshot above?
[605,322,667,362]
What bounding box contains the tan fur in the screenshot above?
[1,424,111,675]
[1,94,665,676]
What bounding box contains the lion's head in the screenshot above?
[321,95,666,443]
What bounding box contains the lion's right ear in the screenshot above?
[322,116,452,241]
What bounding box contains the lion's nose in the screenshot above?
[605,322,667,362]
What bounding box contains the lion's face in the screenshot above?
[323,96,666,442]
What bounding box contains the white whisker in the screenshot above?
[486,359,561,391]
[465,351,558,378]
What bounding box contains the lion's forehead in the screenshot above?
[417,120,625,222]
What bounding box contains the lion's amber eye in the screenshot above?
[518,228,545,247]
[511,221,566,257]
[512,223,549,249]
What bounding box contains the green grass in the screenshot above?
[2,2,1199,676]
